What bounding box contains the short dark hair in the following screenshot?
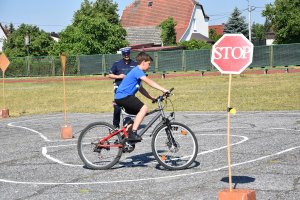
[135,52,153,65]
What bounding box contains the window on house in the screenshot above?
[148,1,153,7]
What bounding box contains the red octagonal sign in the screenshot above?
[211,34,254,74]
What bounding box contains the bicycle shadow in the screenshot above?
[117,151,200,170]
[117,151,156,169]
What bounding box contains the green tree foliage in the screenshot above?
[159,17,177,46]
[51,0,127,55]
[3,24,55,57]
[178,39,212,50]
[3,23,15,34]
[252,23,265,41]
[224,7,249,38]
[262,0,300,44]
[73,0,119,25]
[209,29,222,42]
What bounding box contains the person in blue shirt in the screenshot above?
[115,52,169,142]
[108,47,137,129]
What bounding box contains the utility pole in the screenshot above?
[247,0,256,42]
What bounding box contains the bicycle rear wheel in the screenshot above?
[151,122,198,170]
[77,122,122,170]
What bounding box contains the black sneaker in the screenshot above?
[127,131,142,142]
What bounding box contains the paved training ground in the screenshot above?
[0,111,300,200]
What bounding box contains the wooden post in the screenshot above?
[77,55,81,76]
[182,50,186,71]
[154,52,158,72]
[227,74,233,191]
[51,56,55,76]
[269,45,273,68]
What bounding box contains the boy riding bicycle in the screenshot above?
[115,52,169,142]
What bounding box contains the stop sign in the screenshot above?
[211,34,254,74]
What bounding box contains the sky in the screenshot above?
[0,0,275,33]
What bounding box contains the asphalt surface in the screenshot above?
[0,111,299,200]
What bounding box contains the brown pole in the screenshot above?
[2,71,5,108]
[62,71,67,124]
[227,74,233,191]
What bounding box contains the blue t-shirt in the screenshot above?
[109,59,137,86]
[115,66,146,99]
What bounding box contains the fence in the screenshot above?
[5,43,300,77]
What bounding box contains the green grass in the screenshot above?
[1,73,300,117]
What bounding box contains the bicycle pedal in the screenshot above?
[122,142,135,153]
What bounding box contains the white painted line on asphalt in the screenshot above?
[42,133,248,167]
[6,114,111,142]
[1,144,300,185]
[1,113,298,185]
[42,146,82,167]
[198,134,248,155]
[7,122,51,142]
[184,111,300,116]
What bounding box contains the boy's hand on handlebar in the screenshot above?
[163,88,174,97]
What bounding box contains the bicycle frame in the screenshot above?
[127,97,173,137]
[98,97,173,148]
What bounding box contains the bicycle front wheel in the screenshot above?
[77,122,122,170]
[152,122,198,170]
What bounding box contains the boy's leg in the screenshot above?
[132,105,148,131]
[115,96,145,142]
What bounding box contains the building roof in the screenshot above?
[121,0,208,43]
[190,33,213,43]
[132,45,184,52]
[125,26,162,45]
[266,32,275,39]
[209,24,224,35]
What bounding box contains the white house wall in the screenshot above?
[0,28,6,52]
[180,5,209,42]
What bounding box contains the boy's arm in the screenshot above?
[140,76,168,93]
[139,85,155,100]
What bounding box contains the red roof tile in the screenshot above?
[121,0,198,42]
[209,24,224,35]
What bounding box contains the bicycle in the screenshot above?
[77,88,198,170]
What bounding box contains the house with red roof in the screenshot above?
[121,0,211,46]
[209,24,224,35]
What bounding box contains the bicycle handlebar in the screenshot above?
[152,88,174,103]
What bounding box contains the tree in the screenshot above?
[178,39,211,50]
[159,17,177,46]
[209,29,222,42]
[3,24,55,57]
[73,0,119,25]
[224,7,248,38]
[3,23,15,35]
[51,0,128,55]
[252,23,265,41]
[262,0,300,44]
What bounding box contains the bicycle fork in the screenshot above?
[163,118,178,150]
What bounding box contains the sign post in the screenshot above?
[0,53,10,118]
[60,53,72,139]
[211,34,256,200]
